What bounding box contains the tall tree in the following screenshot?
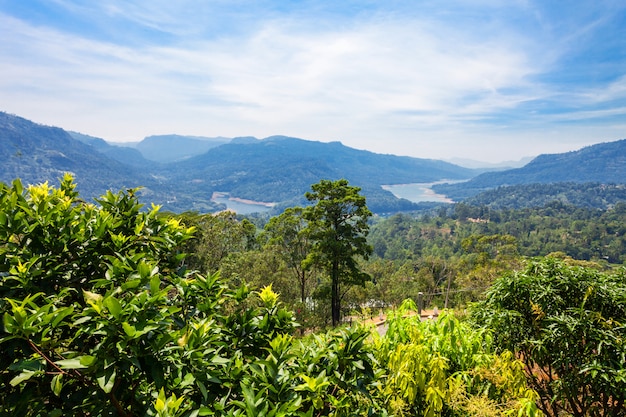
[303,179,373,326]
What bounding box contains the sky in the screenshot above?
[1,1,625,163]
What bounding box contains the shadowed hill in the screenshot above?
[434,139,626,200]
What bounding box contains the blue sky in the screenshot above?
[1,0,625,162]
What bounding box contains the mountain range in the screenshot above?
[0,112,474,213]
[2,111,625,214]
[433,139,626,200]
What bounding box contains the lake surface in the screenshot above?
[382,181,456,203]
[212,181,458,214]
[212,194,274,214]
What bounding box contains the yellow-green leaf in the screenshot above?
[122,322,136,337]
[83,290,103,314]
[104,296,122,320]
[51,374,63,396]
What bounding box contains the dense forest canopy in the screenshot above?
[1,175,625,416]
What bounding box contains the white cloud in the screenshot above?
[0,1,625,162]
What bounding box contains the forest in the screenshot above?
[1,175,625,416]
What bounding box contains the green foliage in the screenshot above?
[15,176,624,416]
[471,258,626,417]
[0,176,387,416]
[303,179,373,326]
[376,303,542,417]
[176,211,257,274]
[261,207,312,304]
[463,182,626,210]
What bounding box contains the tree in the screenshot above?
[262,207,312,305]
[303,179,373,326]
[0,176,386,416]
[377,302,542,417]
[176,211,256,274]
[471,257,626,417]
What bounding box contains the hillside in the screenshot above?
[69,131,152,168]
[434,139,626,200]
[0,112,476,214]
[162,136,475,212]
[0,112,159,200]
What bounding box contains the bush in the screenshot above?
[472,257,626,417]
[0,176,383,416]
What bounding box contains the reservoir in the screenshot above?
[381,182,456,203]
[211,181,457,214]
[211,192,274,214]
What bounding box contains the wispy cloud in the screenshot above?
[1,1,625,161]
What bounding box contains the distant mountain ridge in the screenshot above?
[0,113,158,198]
[134,134,230,163]
[434,139,626,200]
[4,111,626,214]
[0,112,475,213]
[167,135,473,199]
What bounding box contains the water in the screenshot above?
[211,194,273,214]
[381,181,455,203]
[211,181,457,214]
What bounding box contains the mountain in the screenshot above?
[434,139,626,200]
[445,156,534,170]
[0,112,161,200]
[0,113,481,214]
[162,136,476,212]
[69,131,151,168]
[135,134,230,163]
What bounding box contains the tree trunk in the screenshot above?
[331,260,340,326]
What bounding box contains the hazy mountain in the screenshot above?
[0,112,155,197]
[434,139,626,200]
[0,114,481,213]
[135,134,230,162]
[69,131,151,168]
[445,156,534,170]
[8,112,626,215]
[163,135,476,212]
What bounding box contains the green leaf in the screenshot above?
[121,279,142,290]
[8,358,44,372]
[122,322,137,337]
[3,312,18,333]
[51,374,63,397]
[104,296,122,320]
[97,367,116,393]
[55,358,88,369]
[73,316,92,326]
[211,355,230,365]
[51,306,75,328]
[79,355,97,367]
[10,369,38,386]
[150,274,161,294]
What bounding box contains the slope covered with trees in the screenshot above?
[0,112,476,214]
[162,136,475,212]
[1,176,545,416]
[434,139,626,200]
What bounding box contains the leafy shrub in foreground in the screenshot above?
[0,176,384,416]
[471,258,626,417]
[375,301,542,417]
